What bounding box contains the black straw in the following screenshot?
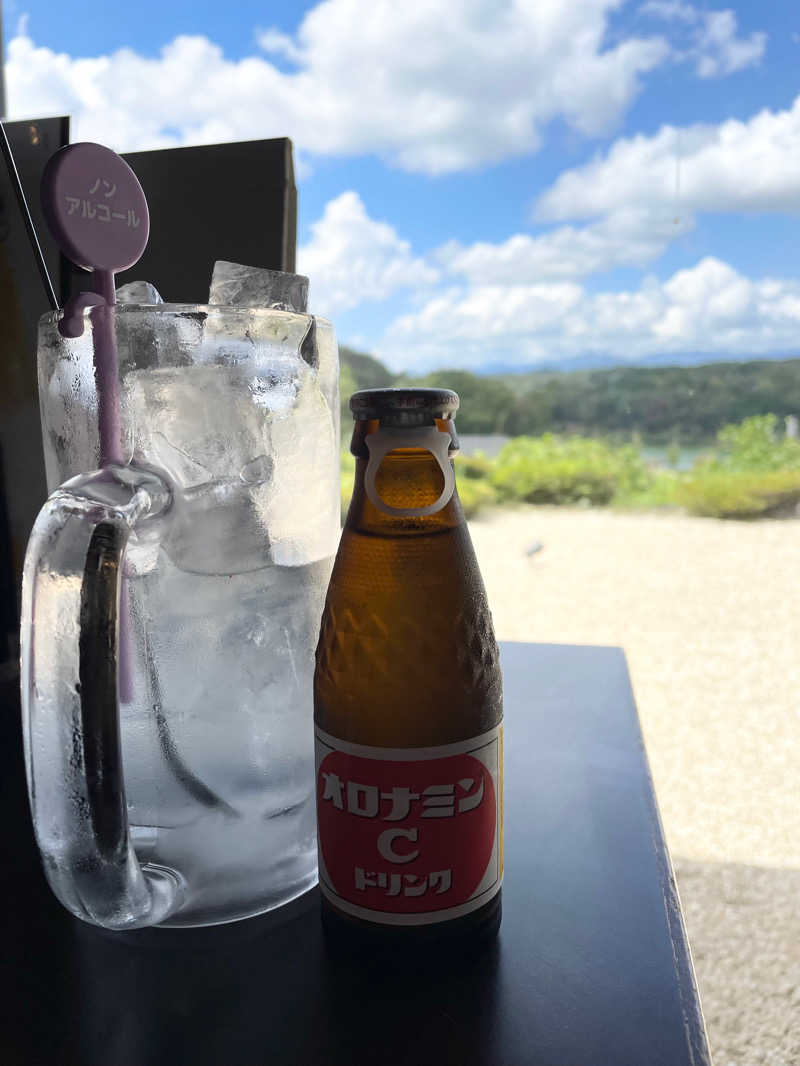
[0,120,59,310]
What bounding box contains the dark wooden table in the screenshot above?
[0,643,710,1066]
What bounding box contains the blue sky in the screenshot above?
[5,1,800,371]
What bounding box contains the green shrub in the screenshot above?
[338,416,800,521]
[456,452,494,480]
[490,435,652,506]
[453,452,498,516]
[676,415,800,517]
[340,449,355,520]
[614,469,681,510]
[712,414,800,471]
[456,476,497,517]
[666,440,682,469]
[677,468,800,518]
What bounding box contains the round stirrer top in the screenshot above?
[41,142,149,283]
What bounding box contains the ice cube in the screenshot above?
[253,362,340,568]
[209,262,308,313]
[122,315,339,573]
[116,280,164,304]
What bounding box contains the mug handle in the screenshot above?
[20,463,183,929]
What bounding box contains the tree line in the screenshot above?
[340,347,800,444]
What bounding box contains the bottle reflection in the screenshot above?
[70,890,504,1066]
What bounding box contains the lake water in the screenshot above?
[640,445,707,471]
[459,435,511,458]
[459,435,708,471]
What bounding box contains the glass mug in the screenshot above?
[20,299,339,929]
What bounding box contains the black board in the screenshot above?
[0,643,710,1066]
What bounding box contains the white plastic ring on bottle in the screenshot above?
[364,425,456,518]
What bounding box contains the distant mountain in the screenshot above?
[336,344,800,444]
[479,350,800,376]
[341,342,800,384]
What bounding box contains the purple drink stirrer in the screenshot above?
[41,143,151,703]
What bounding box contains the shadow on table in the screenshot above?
[0,679,509,1066]
[2,650,718,1066]
[66,897,506,1066]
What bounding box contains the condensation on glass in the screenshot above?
[21,300,339,929]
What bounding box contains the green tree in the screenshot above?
[339,362,359,424]
[405,370,516,434]
[339,346,396,390]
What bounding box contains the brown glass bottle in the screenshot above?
[314,388,503,950]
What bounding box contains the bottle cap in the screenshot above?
[350,388,459,427]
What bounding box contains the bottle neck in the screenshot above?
[346,423,464,533]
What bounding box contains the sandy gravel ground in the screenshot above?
[468,506,800,1066]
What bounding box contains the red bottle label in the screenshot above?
[314,725,503,925]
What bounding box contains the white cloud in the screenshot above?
[297,194,800,369]
[640,3,766,78]
[297,191,438,315]
[692,10,766,78]
[437,208,691,284]
[256,29,303,65]
[378,258,800,370]
[536,95,800,222]
[4,1,673,173]
[641,2,697,23]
